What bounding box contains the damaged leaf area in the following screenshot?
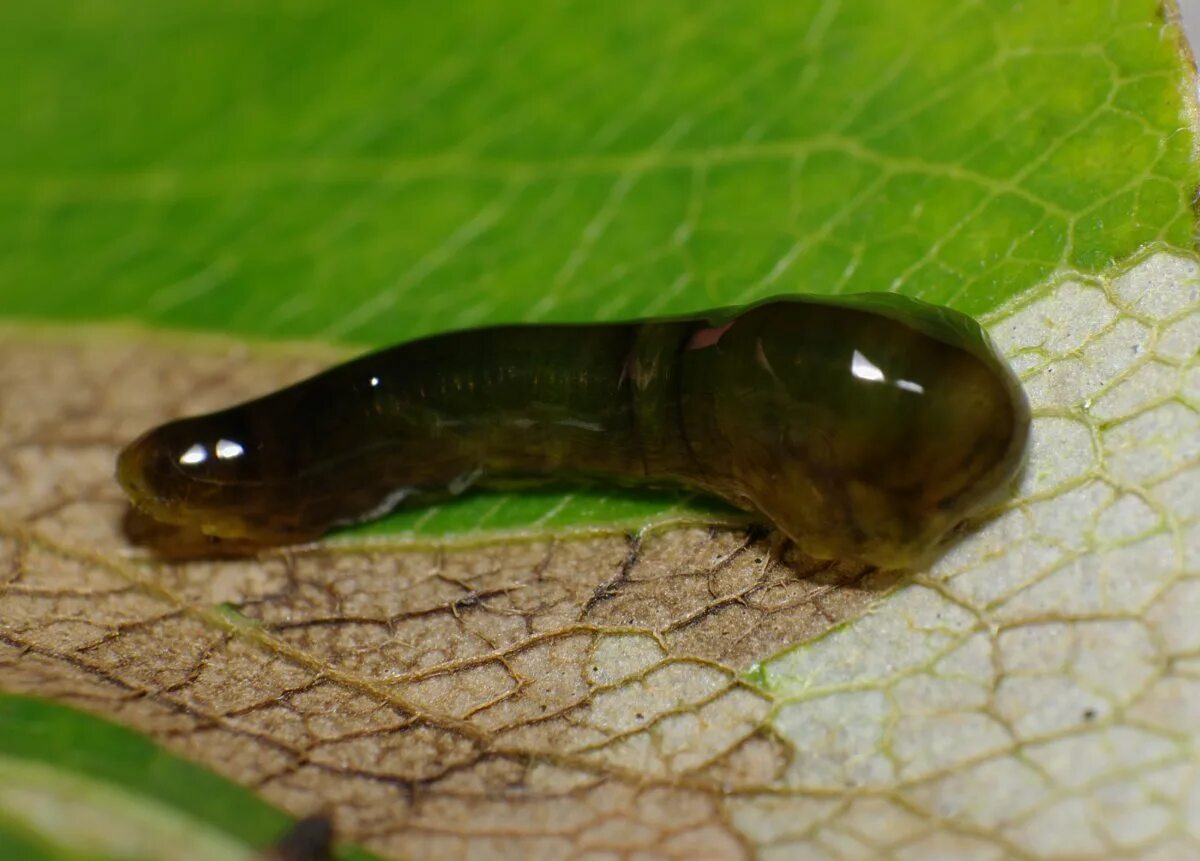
[0,251,1197,859]
[0,331,890,858]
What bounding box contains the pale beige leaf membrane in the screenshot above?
[0,250,1197,860]
[752,250,1200,860]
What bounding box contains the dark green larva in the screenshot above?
[117,294,1029,568]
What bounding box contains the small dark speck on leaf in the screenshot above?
[1083,708,1097,721]
[261,814,333,861]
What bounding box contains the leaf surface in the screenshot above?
[0,694,379,861]
[1,0,1196,539]
[1,1,1199,859]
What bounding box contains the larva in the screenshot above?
[117,294,1029,568]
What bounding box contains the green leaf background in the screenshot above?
[2,0,1196,544]
[3,1,1199,858]
[0,693,380,860]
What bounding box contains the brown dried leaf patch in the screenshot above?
[0,331,889,860]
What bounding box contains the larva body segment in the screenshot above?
[117,294,1029,568]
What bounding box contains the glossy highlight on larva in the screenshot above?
[117,294,1030,568]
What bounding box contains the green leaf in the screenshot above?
[4,4,1200,855]
[5,0,1195,337]
[3,0,1195,544]
[0,694,379,861]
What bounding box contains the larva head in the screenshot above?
[116,406,314,542]
[685,295,1029,569]
[116,364,450,544]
